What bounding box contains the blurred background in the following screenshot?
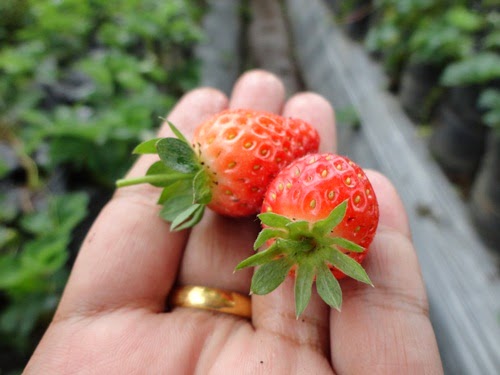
[0,0,499,373]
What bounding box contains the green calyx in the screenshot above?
[235,200,373,317]
[116,122,211,231]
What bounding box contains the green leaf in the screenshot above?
[0,292,60,340]
[173,205,205,231]
[193,169,212,204]
[22,234,69,276]
[170,204,202,231]
[485,30,500,50]
[328,249,373,286]
[294,262,316,317]
[0,253,18,290]
[133,138,162,154]
[479,89,500,112]
[157,179,192,205]
[445,6,483,32]
[316,263,342,311]
[0,226,19,249]
[277,238,314,254]
[166,120,190,144]
[0,193,20,222]
[258,212,292,228]
[253,228,287,250]
[160,194,195,222]
[156,137,199,174]
[158,173,208,230]
[250,257,293,295]
[20,193,88,236]
[441,52,500,86]
[286,220,310,237]
[312,200,347,237]
[235,242,283,270]
[145,161,179,187]
[330,237,365,253]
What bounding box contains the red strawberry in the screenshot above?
[236,153,379,316]
[116,109,320,230]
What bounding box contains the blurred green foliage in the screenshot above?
[362,0,499,125]
[366,1,497,74]
[479,88,500,131]
[0,0,205,372]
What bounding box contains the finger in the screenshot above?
[176,70,286,296]
[330,171,443,374]
[56,88,229,318]
[282,92,337,154]
[252,92,337,357]
[229,69,287,112]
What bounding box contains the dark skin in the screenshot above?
[25,70,444,374]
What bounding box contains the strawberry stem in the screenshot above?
[115,173,192,188]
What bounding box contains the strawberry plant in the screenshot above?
[365,0,469,87]
[479,89,500,132]
[236,154,379,316]
[0,192,88,368]
[117,109,320,229]
[0,0,206,372]
[441,52,500,87]
[408,6,482,66]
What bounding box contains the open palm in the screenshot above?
[25,71,443,375]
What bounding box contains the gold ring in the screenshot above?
[169,285,251,319]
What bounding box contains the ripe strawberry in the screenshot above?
[236,153,379,316]
[116,109,320,230]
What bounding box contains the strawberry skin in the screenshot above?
[194,109,320,217]
[236,153,379,316]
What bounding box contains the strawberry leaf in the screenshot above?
[253,228,287,250]
[258,212,293,228]
[251,257,293,295]
[133,138,162,154]
[160,194,194,222]
[145,161,187,187]
[116,121,211,231]
[193,169,212,204]
[157,179,192,204]
[277,238,314,253]
[158,175,206,230]
[312,200,347,237]
[330,237,365,253]
[170,204,203,231]
[156,138,199,174]
[174,205,205,231]
[294,261,316,317]
[166,120,190,144]
[235,242,282,270]
[329,249,373,286]
[286,220,310,238]
[316,262,342,311]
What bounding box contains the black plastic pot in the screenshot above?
[470,132,500,251]
[399,62,442,123]
[429,86,488,189]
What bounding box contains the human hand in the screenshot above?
[24,70,443,374]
